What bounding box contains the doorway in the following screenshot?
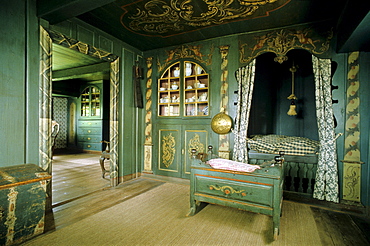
[51,43,111,205]
[39,26,120,208]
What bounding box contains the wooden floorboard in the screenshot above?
[45,152,370,246]
[311,206,369,246]
[51,153,111,205]
[46,153,165,232]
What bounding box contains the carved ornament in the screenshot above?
[239,26,333,64]
[157,44,214,72]
[162,133,176,168]
[121,0,289,36]
[188,134,205,157]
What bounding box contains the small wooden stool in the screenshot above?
[99,140,111,178]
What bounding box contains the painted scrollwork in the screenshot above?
[188,134,205,157]
[162,133,176,168]
[157,44,214,72]
[209,184,246,196]
[125,0,283,35]
[239,26,333,64]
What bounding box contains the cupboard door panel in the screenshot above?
[158,128,181,177]
[183,129,208,178]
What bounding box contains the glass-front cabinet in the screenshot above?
[77,82,108,151]
[81,86,101,117]
[158,61,209,117]
[156,61,210,179]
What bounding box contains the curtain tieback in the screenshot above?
[321,133,343,146]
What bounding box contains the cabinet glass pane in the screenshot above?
[81,86,101,117]
[158,61,209,117]
[183,61,209,117]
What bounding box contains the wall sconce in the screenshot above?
[287,63,298,116]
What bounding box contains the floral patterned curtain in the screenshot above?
[312,55,339,203]
[232,59,256,163]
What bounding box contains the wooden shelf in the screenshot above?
[158,61,209,117]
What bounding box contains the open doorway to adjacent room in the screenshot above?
[51,43,111,207]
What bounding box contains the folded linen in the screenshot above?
[207,158,261,173]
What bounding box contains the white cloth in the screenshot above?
[207,158,261,173]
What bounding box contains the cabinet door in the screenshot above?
[157,126,182,178]
[156,125,208,179]
[183,126,208,179]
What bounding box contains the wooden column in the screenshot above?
[342,51,363,203]
[218,45,230,159]
[144,57,154,173]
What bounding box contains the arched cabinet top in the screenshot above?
[158,61,209,117]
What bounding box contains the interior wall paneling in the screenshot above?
[26,0,41,164]
[1,0,27,165]
[359,52,370,209]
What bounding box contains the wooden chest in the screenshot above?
[0,164,51,245]
[188,157,283,240]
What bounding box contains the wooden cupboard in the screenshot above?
[156,61,211,179]
[77,82,108,151]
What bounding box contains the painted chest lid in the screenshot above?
[0,164,51,188]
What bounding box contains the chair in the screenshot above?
[51,120,60,158]
[100,140,111,178]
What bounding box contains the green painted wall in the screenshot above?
[144,26,370,208]
[1,0,39,166]
[358,52,370,208]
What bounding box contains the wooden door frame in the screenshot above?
[39,26,120,187]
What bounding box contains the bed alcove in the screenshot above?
[241,49,332,196]
[249,49,318,140]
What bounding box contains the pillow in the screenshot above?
[248,134,319,155]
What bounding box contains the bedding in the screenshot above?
[207,158,261,172]
[248,134,319,156]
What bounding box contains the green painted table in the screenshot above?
[187,154,284,240]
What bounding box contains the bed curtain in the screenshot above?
[312,55,339,203]
[232,59,256,163]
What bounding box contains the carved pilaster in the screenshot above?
[342,51,362,203]
[218,45,230,159]
[144,57,154,173]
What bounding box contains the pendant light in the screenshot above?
[287,63,298,116]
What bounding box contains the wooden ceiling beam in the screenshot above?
[37,0,115,24]
[52,62,110,81]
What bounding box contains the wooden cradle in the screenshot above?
[188,149,284,240]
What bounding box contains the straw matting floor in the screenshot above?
[24,183,369,246]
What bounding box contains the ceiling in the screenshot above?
[52,44,109,82]
[40,0,369,95]
[51,43,110,96]
[37,0,370,52]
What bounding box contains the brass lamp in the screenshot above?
[287,63,298,116]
